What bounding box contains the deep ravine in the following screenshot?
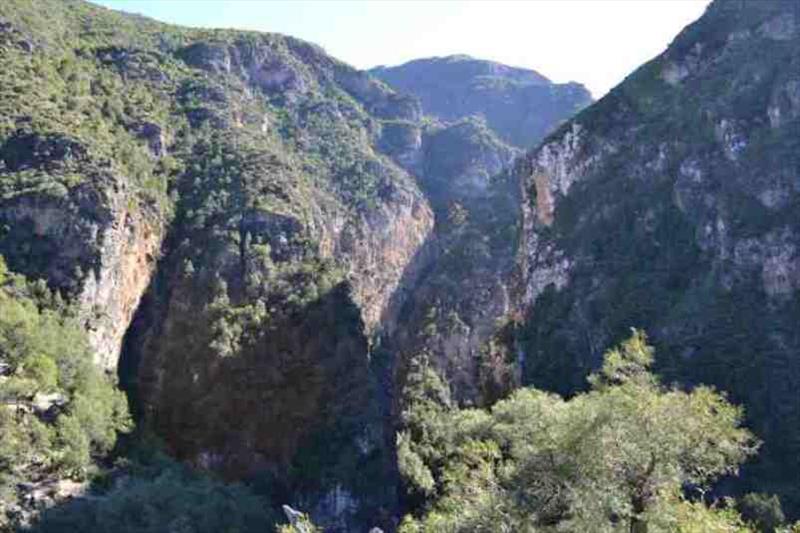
[1,0,799,529]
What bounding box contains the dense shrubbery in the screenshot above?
[29,446,280,533]
[0,257,130,526]
[395,331,800,532]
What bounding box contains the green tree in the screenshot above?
[397,353,455,505]
[0,257,131,525]
[400,330,758,533]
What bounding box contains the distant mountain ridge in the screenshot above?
[370,54,592,148]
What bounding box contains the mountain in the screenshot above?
[513,0,800,514]
[370,55,592,148]
[0,0,580,529]
[2,0,799,529]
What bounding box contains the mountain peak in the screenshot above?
[372,54,551,86]
[370,55,591,148]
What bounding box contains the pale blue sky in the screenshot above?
[93,0,712,98]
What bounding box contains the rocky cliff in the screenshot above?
[0,1,435,528]
[379,117,522,405]
[4,0,797,527]
[0,0,578,529]
[513,0,800,513]
[371,55,592,148]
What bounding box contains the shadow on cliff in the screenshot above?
[116,269,397,530]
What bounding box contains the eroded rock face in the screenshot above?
[378,118,522,403]
[514,0,800,511]
[77,202,160,369]
[0,190,160,369]
[329,182,433,334]
[0,131,163,370]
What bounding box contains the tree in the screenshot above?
[0,257,131,526]
[397,353,456,506]
[400,330,759,533]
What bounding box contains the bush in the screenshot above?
[31,465,278,533]
[0,257,131,524]
[399,331,758,532]
[739,493,785,533]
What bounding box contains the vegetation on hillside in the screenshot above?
[1,0,798,530]
[0,258,310,532]
[27,444,281,533]
[0,1,420,527]
[518,0,800,516]
[0,256,129,527]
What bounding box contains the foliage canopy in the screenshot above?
[398,331,759,532]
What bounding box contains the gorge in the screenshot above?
[0,0,798,531]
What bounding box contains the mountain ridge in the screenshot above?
[1,0,798,529]
[370,54,592,149]
[0,0,587,529]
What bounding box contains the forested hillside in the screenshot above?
[513,0,800,517]
[0,0,798,531]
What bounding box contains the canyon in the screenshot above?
[0,0,798,530]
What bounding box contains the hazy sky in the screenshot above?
[94,0,712,98]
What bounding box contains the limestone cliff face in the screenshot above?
[0,136,163,370]
[321,183,433,335]
[77,198,160,370]
[516,123,606,309]
[514,0,800,511]
[379,118,522,403]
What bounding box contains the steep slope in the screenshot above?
[514,0,800,514]
[0,0,592,529]
[371,55,592,148]
[0,0,433,528]
[379,117,522,405]
[372,55,589,405]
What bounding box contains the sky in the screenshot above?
[93,0,712,98]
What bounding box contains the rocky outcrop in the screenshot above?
[0,131,163,370]
[0,190,160,370]
[77,201,160,370]
[0,16,36,52]
[333,189,433,335]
